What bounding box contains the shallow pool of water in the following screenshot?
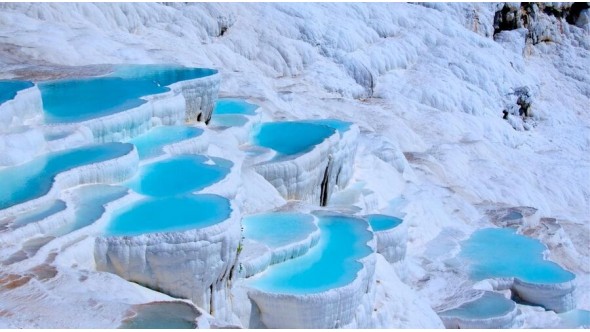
[439,292,515,320]
[40,65,216,123]
[557,309,590,328]
[303,119,351,135]
[214,98,258,115]
[118,301,197,329]
[128,126,203,159]
[0,80,34,105]
[460,228,575,284]
[242,212,317,248]
[247,213,372,294]
[7,200,66,229]
[252,121,336,156]
[365,214,402,232]
[0,143,133,210]
[126,155,231,197]
[105,194,231,236]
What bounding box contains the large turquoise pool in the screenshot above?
[460,228,575,284]
[105,194,231,236]
[128,126,204,160]
[247,213,372,294]
[242,212,317,249]
[0,143,133,210]
[125,155,231,197]
[251,121,336,157]
[0,80,34,105]
[40,65,216,123]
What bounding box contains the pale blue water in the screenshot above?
[303,119,352,136]
[0,80,33,105]
[0,143,133,210]
[53,185,128,237]
[214,98,258,115]
[10,200,66,229]
[210,114,249,127]
[106,194,231,236]
[558,309,590,328]
[365,214,403,231]
[40,65,216,123]
[118,302,197,329]
[128,126,203,159]
[242,212,317,248]
[503,211,523,221]
[125,155,231,197]
[439,292,515,319]
[460,228,575,284]
[247,214,373,294]
[252,121,336,156]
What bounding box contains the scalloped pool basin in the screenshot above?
[460,228,575,284]
[439,292,515,320]
[252,121,336,157]
[128,125,204,159]
[247,214,372,294]
[242,212,317,249]
[40,65,216,123]
[126,155,231,197]
[366,214,402,232]
[105,194,231,236]
[0,143,133,210]
[0,80,34,105]
[3,200,66,230]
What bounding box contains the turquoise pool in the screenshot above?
[0,143,133,210]
[252,121,336,156]
[460,228,575,284]
[214,98,258,115]
[0,80,34,105]
[304,119,352,135]
[126,155,231,197]
[40,65,216,123]
[365,214,403,232]
[119,302,197,329]
[558,309,590,328]
[242,212,317,248]
[8,200,66,229]
[128,126,204,159]
[105,194,231,236]
[247,213,372,294]
[439,292,515,320]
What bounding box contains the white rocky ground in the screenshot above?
[0,2,588,329]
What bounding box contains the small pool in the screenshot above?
[303,119,352,135]
[40,65,216,123]
[128,126,204,159]
[119,301,198,329]
[5,200,66,230]
[557,309,590,328]
[251,121,336,156]
[365,214,403,232]
[0,80,34,105]
[53,185,128,237]
[0,143,133,210]
[210,114,249,127]
[242,212,317,248]
[459,228,575,284]
[438,292,515,320]
[214,98,259,115]
[247,213,372,294]
[125,155,231,197]
[105,194,231,236]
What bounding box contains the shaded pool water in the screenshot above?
[247,213,372,294]
[242,212,316,248]
[119,301,198,329]
[214,98,258,115]
[125,155,231,197]
[4,200,66,230]
[128,126,203,159]
[0,80,34,105]
[438,292,515,320]
[365,214,402,232]
[459,228,575,284]
[105,194,231,236]
[251,121,336,156]
[0,143,133,210]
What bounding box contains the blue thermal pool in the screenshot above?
[557,309,590,328]
[251,121,336,157]
[438,292,515,320]
[125,155,231,197]
[119,302,198,329]
[39,65,216,123]
[365,214,403,232]
[242,212,317,248]
[53,184,128,237]
[210,114,249,127]
[214,98,259,115]
[0,143,133,210]
[303,119,352,136]
[4,200,66,230]
[0,80,34,105]
[247,214,373,294]
[105,194,231,236]
[459,228,575,284]
[503,211,523,221]
[128,126,204,159]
